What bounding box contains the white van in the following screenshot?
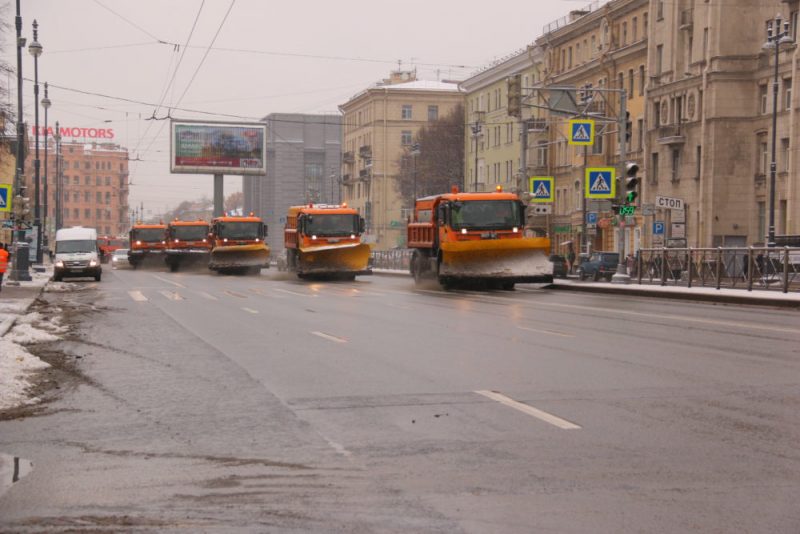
[54,227,102,282]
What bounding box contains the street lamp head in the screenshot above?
[41,96,51,109]
[28,20,42,58]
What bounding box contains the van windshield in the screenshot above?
[56,240,96,254]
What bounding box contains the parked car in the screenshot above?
[549,254,568,278]
[577,251,620,281]
[111,248,130,269]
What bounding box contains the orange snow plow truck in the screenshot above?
[284,204,371,280]
[164,219,211,272]
[407,186,552,290]
[208,213,269,274]
[128,222,167,269]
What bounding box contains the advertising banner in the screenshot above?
[170,120,267,175]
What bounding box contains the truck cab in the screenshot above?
[128,223,167,269]
[165,219,211,272]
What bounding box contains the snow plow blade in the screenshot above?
[297,242,371,275]
[208,243,270,271]
[440,237,553,282]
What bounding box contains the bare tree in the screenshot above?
[224,191,243,213]
[396,104,464,207]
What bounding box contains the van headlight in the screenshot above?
[89,260,99,267]
[55,260,64,268]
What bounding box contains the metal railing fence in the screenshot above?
[636,247,800,293]
[370,249,413,271]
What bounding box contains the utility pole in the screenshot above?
[611,89,630,283]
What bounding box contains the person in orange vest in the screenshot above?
[0,243,9,292]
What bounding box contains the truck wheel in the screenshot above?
[169,262,178,272]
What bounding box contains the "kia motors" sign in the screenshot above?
[31,126,115,139]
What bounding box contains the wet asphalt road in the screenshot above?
[1,266,800,532]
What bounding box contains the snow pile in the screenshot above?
[16,310,68,335]
[5,323,60,344]
[17,269,54,288]
[0,301,30,314]
[0,339,50,411]
[45,281,88,293]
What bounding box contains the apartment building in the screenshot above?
[339,71,463,250]
[646,0,799,247]
[242,113,341,254]
[535,0,649,255]
[459,48,541,194]
[24,139,130,240]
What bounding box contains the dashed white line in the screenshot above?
[159,290,184,301]
[198,291,218,301]
[225,290,248,299]
[475,390,581,430]
[242,307,259,314]
[275,288,313,297]
[517,325,574,338]
[152,275,185,288]
[311,331,347,343]
[128,290,147,302]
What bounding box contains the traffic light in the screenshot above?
[624,161,639,205]
[611,204,622,215]
[625,111,632,144]
[507,74,522,118]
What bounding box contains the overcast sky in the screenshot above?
[5,0,595,216]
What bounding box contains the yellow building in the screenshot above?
[535,0,649,256]
[0,120,20,244]
[460,48,543,193]
[339,71,463,250]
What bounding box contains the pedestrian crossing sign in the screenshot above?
[0,184,11,212]
[569,119,595,145]
[585,167,615,199]
[529,176,554,203]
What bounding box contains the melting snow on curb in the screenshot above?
[0,339,50,411]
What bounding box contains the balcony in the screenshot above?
[656,125,686,145]
[359,145,372,159]
[359,168,371,180]
[343,151,354,164]
[526,118,548,132]
[341,173,353,184]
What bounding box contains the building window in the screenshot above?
[657,0,664,20]
[506,123,513,144]
[759,85,768,114]
[644,12,649,34]
[656,45,663,75]
[72,161,79,169]
[96,209,102,219]
[758,137,768,175]
[73,208,79,219]
[784,78,792,110]
[401,130,412,145]
[73,192,79,202]
[427,105,438,121]
[618,72,624,93]
[592,132,604,155]
[651,152,659,183]
[639,65,646,96]
[633,17,638,41]
[85,191,90,202]
[72,176,79,185]
[84,208,91,218]
[622,22,628,46]
[105,176,111,186]
[591,35,596,56]
[758,202,766,241]
[637,118,644,150]
[781,138,790,172]
[96,192,102,203]
[628,68,634,97]
[671,149,680,182]
[401,105,412,120]
[568,47,573,68]
[96,177,101,186]
[84,162,90,170]
[536,141,548,168]
[84,176,90,185]
[695,145,702,179]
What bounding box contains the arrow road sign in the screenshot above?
[0,184,11,212]
[528,176,554,203]
[585,167,615,199]
[569,119,595,145]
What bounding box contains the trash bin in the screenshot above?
[12,242,32,281]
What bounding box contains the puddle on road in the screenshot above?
[0,452,33,497]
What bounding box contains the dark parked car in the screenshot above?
[577,251,620,281]
[549,254,568,278]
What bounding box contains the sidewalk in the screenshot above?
[0,266,53,337]
[372,269,800,308]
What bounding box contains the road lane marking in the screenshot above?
[242,307,259,314]
[276,288,314,297]
[152,275,185,288]
[159,290,184,301]
[517,325,574,338]
[311,331,347,343]
[128,290,147,302]
[475,390,581,430]
[225,290,248,299]
[198,291,218,301]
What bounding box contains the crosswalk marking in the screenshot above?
[225,290,248,299]
[475,390,581,430]
[159,290,184,301]
[275,288,313,297]
[198,291,218,300]
[128,290,147,302]
[311,331,347,343]
[152,275,185,288]
[242,307,259,314]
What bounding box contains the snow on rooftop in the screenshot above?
[380,79,463,92]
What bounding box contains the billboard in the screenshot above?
[170,120,267,175]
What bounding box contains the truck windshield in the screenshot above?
[218,222,261,240]
[171,225,209,241]
[450,200,520,230]
[131,228,165,242]
[56,240,96,254]
[304,214,357,236]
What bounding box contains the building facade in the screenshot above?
[24,139,130,240]
[645,0,799,247]
[242,113,341,254]
[339,71,463,250]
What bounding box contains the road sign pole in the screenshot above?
[581,146,587,254]
[612,90,630,284]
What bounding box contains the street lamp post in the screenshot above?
[411,143,420,199]
[41,82,51,251]
[763,14,793,247]
[471,122,482,192]
[29,20,43,264]
[54,121,62,231]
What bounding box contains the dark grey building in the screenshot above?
[243,113,342,254]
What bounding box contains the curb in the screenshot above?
[0,282,50,338]
[372,269,411,277]
[551,283,800,308]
